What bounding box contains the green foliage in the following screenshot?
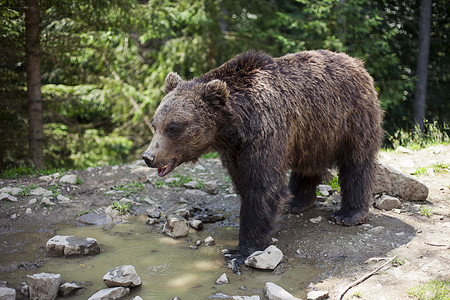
[392,257,406,267]
[201,152,219,159]
[18,184,39,197]
[420,206,432,218]
[412,163,449,176]
[76,210,92,217]
[111,200,132,215]
[407,280,449,300]
[328,175,341,193]
[154,175,204,189]
[111,181,144,197]
[0,166,65,179]
[387,121,450,150]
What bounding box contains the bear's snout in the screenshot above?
[142,152,155,167]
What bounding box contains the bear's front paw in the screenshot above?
[329,209,369,226]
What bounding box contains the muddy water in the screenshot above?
[1,219,322,299]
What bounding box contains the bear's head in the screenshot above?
[143,72,229,177]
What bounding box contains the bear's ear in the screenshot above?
[164,72,183,93]
[202,79,229,106]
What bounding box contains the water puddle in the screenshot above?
[1,220,323,299]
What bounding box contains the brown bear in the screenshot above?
[143,50,383,259]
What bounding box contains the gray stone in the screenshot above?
[77,211,113,226]
[25,207,32,214]
[29,187,52,197]
[88,287,130,300]
[0,287,16,300]
[245,245,283,270]
[18,282,29,297]
[232,297,261,300]
[57,194,71,203]
[215,273,229,285]
[197,213,225,223]
[184,180,200,189]
[0,186,21,196]
[146,208,161,218]
[59,282,82,296]
[163,215,190,238]
[46,235,100,256]
[41,197,56,206]
[264,282,300,300]
[131,297,144,300]
[59,174,77,184]
[373,161,428,201]
[0,192,18,202]
[317,184,332,196]
[374,195,402,210]
[27,273,61,300]
[28,198,37,205]
[307,290,329,300]
[189,218,203,230]
[103,265,142,287]
[204,181,219,195]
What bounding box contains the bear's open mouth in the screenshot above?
[157,159,176,177]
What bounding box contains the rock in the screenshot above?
[59,282,82,296]
[0,192,18,202]
[204,181,219,195]
[18,281,29,297]
[165,177,180,184]
[163,215,190,238]
[373,161,428,200]
[103,265,142,287]
[29,187,53,196]
[166,203,197,218]
[88,287,130,300]
[39,175,54,182]
[59,174,77,184]
[245,245,283,270]
[27,273,61,300]
[0,287,16,300]
[28,198,37,205]
[374,195,401,210]
[317,184,332,196]
[309,216,322,223]
[46,235,100,256]
[25,208,32,214]
[396,146,413,153]
[209,293,261,299]
[307,290,329,300]
[184,180,200,189]
[147,217,158,225]
[189,218,203,230]
[197,213,225,223]
[0,186,21,196]
[215,273,229,285]
[77,211,113,226]
[41,197,56,206]
[264,282,300,300]
[146,208,161,218]
[204,236,215,246]
[131,297,144,300]
[57,194,71,203]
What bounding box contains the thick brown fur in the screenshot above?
[143,50,384,258]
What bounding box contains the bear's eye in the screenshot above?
[165,122,184,139]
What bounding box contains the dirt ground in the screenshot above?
[0,144,449,299]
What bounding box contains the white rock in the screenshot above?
[215,273,229,285]
[163,215,189,238]
[131,297,144,300]
[0,287,16,300]
[28,198,37,205]
[103,265,142,287]
[396,146,413,153]
[0,186,21,196]
[29,187,52,196]
[264,282,300,300]
[27,273,61,300]
[309,216,322,223]
[0,192,18,202]
[57,194,71,203]
[245,245,283,270]
[59,282,82,296]
[59,174,77,184]
[46,235,100,256]
[374,195,401,210]
[183,180,199,189]
[25,208,32,214]
[39,175,54,182]
[88,287,130,300]
[204,236,215,246]
[307,290,329,300]
[10,214,17,219]
[189,219,203,230]
[232,296,261,300]
[40,197,56,206]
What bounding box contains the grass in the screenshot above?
[328,175,341,193]
[351,291,362,298]
[0,166,66,179]
[76,210,92,217]
[18,184,39,197]
[387,120,449,151]
[412,163,449,176]
[420,206,432,218]
[111,181,144,197]
[201,152,219,159]
[48,184,61,197]
[111,200,132,215]
[407,280,449,300]
[392,257,406,267]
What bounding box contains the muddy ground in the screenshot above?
[0,145,449,299]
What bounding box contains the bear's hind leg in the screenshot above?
[288,172,321,214]
[330,159,374,226]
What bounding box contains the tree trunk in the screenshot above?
[414,0,432,133]
[25,0,44,169]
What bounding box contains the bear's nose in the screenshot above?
[142,152,155,167]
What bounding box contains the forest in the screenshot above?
[0,0,449,172]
